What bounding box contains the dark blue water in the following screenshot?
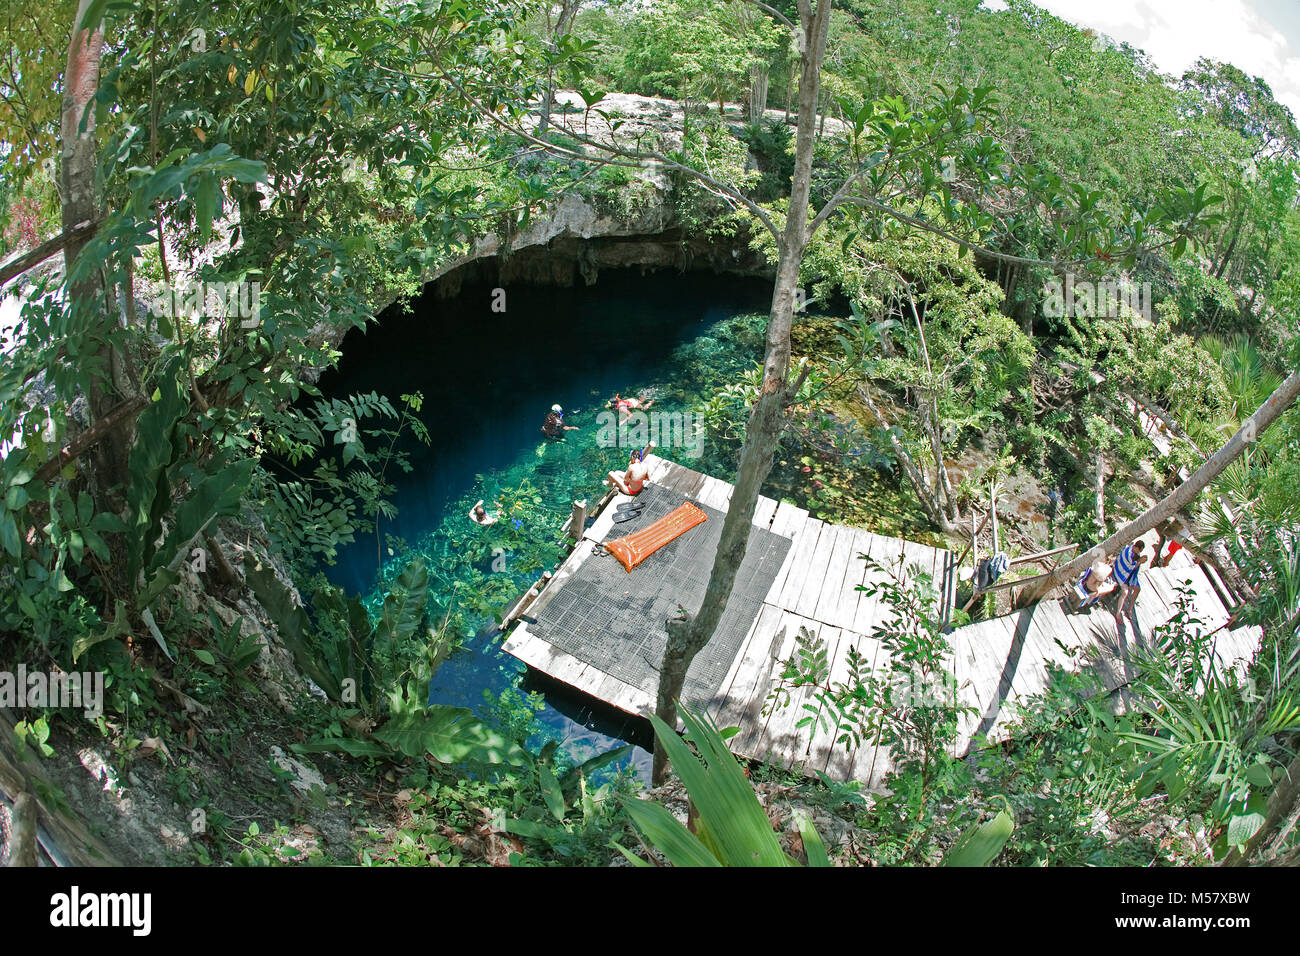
[317,266,772,780]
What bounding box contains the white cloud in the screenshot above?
[1036,0,1300,117]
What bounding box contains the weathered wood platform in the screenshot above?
[502,456,1263,788]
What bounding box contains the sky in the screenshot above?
[983,0,1300,118]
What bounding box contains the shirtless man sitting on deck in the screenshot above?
[606,443,654,496]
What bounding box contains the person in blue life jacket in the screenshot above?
[1112,539,1149,621]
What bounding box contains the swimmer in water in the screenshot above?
[468,500,500,526]
[542,404,579,439]
[609,392,655,423]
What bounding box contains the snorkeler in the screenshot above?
[542,404,579,439]
[606,442,654,496]
[468,500,500,526]
[609,392,655,422]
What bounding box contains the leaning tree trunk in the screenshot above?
[61,0,129,500]
[1019,368,1300,606]
[856,385,953,532]
[652,0,833,786]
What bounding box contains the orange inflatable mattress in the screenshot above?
[605,501,708,572]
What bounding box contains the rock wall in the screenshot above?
[395,192,772,302]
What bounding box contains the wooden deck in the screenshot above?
[502,456,1262,788]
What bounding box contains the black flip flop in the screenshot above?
[615,499,644,512]
[612,509,643,523]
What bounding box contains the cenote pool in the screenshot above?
[316,266,775,782]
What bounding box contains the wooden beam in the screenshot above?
[567,499,587,540]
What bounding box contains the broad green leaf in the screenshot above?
[619,797,721,867]
[794,811,830,867]
[943,809,1014,867]
[537,764,566,822]
[373,705,526,766]
[645,705,793,867]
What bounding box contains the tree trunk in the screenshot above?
[1093,448,1106,532]
[857,385,952,531]
[536,0,578,136]
[61,0,129,499]
[926,400,957,522]
[1019,369,1300,605]
[652,0,832,786]
[749,63,769,124]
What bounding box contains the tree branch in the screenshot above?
[31,395,147,485]
[0,218,101,288]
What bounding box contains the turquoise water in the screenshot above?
[316,267,773,780]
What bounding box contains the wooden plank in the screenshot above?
[714,604,787,748]
[950,630,986,756]
[813,524,857,626]
[758,618,834,770]
[998,605,1075,722]
[781,625,843,770]
[835,528,876,629]
[806,629,857,780]
[793,523,841,619]
[775,516,828,609]
[963,616,1021,744]
[805,627,873,776]
[583,492,634,544]
[702,474,732,510]
[588,668,654,719]
[851,533,896,637]
[504,622,593,692]
[663,464,706,500]
[751,494,779,529]
[643,454,672,484]
[705,599,776,726]
[732,610,804,759]
[761,504,809,606]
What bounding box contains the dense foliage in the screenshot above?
[0,0,1296,866]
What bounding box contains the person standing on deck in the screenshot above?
[1112,539,1148,622]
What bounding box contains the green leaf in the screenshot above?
[291,737,391,759]
[193,649,216,666]
[609,841,653,867]
[794,810,830,867]
[194,174,217,241]
[537,764,566,822]
[78,0,112,33]
[558,744,632,793]
[619,797,721,867]
[0,514,19,558]
[644,705,793,867]
[943,809,1014,867]
[373,705,526,766]
[150,458,254,575]
[1244,762,1272,788]
[1225,810,1265,848]
[72,599,130,663]
[243,557,340,699]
